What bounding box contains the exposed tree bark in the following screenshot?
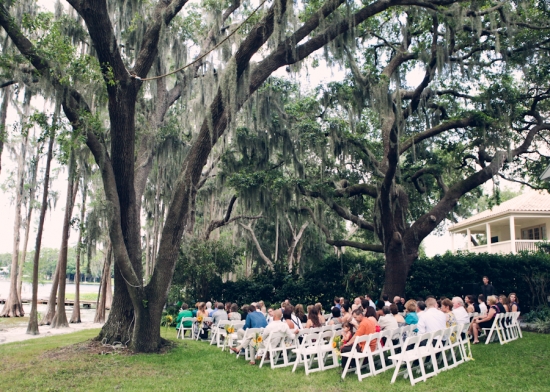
[239,221,273,269]
[285,216,308,272]
[51,150,79,329]
[0,85,10,174]
[17,141,41,300]
[70,183,87,324]
[202,196,262,240]
[95,242,112,324]
[41,255,60,325]
[27,123,56,334]
[1,90,30,317]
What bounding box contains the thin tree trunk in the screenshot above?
[51,150,79,328]
[0,85,10,174]
[95,243,112,324]
[0,112,29,317]
[274,215,279,262]
[145,231,151,281]
[17,143,41,299]
[105,268,112,310]
[27,126,55,334]
[70,185,87,324]
[41,257,60,325]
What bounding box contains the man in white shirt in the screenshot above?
[451,297,470,325]
[378,306,399,331]
[417,298,446,334]
[365,294,375,309]
[478,295,488,315]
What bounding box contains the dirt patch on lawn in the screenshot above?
[42,337,177,359]
[43,339,134,359]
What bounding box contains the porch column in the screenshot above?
[509,216,516,254]
[467,228,471,251]
[486,223,492,253]
[451,232,455,253]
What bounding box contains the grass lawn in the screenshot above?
[64,292,98,301]
[0,329,549,391]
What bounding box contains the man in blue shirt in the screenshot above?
[233,304,267,342]
[242,304,267,330]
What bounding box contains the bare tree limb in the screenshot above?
[302,207,383,252]
[299,184,376,231]
[239,221,274,269]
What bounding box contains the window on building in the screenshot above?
[521,225,547,240]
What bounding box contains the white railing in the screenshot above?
[515,240,541,253]
[458,240,541,254]
[491,241,512,254]
[469,244,488,254]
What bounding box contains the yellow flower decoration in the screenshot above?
[197,315,203,323]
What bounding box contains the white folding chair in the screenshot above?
[317,330,340,371]
[421,330,440,378]
[509,312,522,339]
[341,335,371,380]
[224,321,245,351]
[176,317,195,339]
[258,331,293,369]
[235,327,264,360]
[210,320,232,346]
[194,316,213,341]
[436,325,461,371]
[456,323,472,362]
[483,313,506,345]
[389,332,434,386]
[292,332,321,375]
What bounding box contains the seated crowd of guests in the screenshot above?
[175,291,520,365]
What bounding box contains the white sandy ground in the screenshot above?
[0,303,104,345]
[0,281,105,345]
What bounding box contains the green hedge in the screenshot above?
[175,251,550,313]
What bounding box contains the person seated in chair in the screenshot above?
[175,303,193,333]
[468,295,499,344]
[417,298,446,334]
[378,306,398,331]
[451,297,470,325]
[340,309,377,370]
[212,302,228,326]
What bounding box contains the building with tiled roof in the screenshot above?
[449,191,550,254]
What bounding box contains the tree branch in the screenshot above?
[400,116,480,154]
[301,207,383,252]
[239,221,273,269]
[299,184,375,231]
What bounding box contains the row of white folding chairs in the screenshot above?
[390,323,471,386]
[340,324,417,381]
[230,324,341,366]
[292,329,341,375]
[482,311,522,345]
[209,320,246,348]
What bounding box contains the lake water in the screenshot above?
[0,279,100,300]
[0,279,102,324]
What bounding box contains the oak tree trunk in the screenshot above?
[70,186,87,324]
[51,151,79,329]
[94,243,112,324]
[0,85,9,174]
[17,143,40,300]
[27,126,56,334]
[0,120,28,317]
